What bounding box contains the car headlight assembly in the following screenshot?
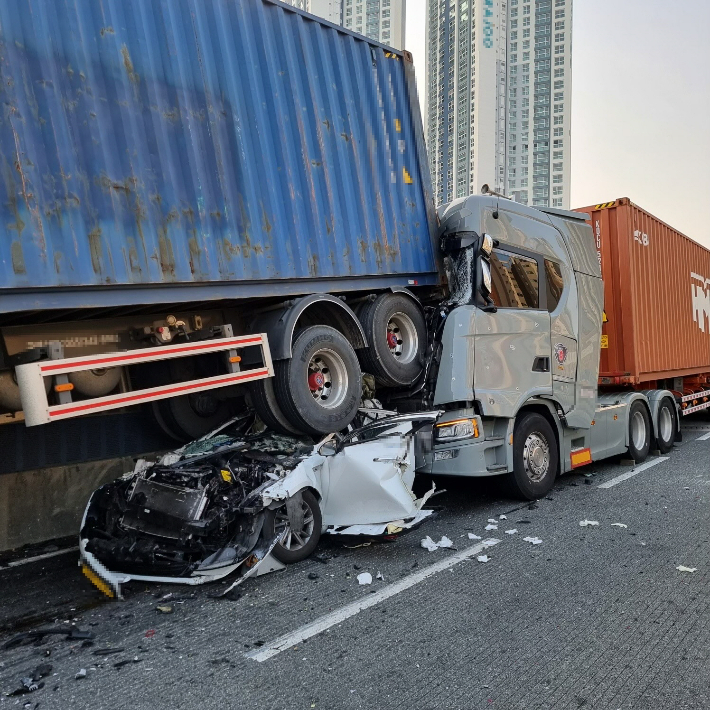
[435,418,479,441]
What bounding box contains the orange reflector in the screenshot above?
[54,382,74,392]
[570,448,592,469]
[229,356,242,363]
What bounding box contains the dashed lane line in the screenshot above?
[246,538,501,662]
[597,457,669,489]
[695,432,710,441]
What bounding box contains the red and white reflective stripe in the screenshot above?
[682,399,710,416]
[38,335,263,375]
[46,368,271,421]
[681,389,710,403]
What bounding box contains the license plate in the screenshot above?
[82,563,116,598]
[434,449,454,461]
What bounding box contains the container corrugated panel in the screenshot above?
[0,0,438,311]
[574,198,710,384]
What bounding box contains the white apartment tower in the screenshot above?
[426,0,572,209]
[285,0,406,50]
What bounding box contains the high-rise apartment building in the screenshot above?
[285,0,405,50]
[426,0,572,209]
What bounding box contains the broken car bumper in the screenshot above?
[421,436,509,477]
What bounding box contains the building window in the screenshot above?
[553,174,563,183]
[555,33,565,42]
[553,162,563,172]
[520,178,528,187]
[553,186,563,195]
[552,198,563,207]
[554,104,564,113]
[553,150,563,160]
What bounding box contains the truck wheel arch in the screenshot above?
[511,400,563,474]
[250,294,367,361]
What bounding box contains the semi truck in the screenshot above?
[1,0,708,509]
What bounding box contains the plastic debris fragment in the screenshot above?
[421,535,454,551]
[485,524,498,531]
[676,565,697,573]
[487,519,497,524]
[420,536,439,551]
[579,520,599,527]
[523,536,543,545]
[75,669,87,680]
[357,572,372,585]
[376,571,384,581]
[610,523,628,528]
[499,515,507,520]
[504,529,518,535]
[477,555,490,563]
[467,533,482,540]
[481,539,498,547]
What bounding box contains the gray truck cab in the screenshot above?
[421,195,671,498]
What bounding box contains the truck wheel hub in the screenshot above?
[308,372,325,391]
[523,433,549,482]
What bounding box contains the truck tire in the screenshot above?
[506,413,558,500]
[248,378,303,435]
[358,293,426,388]
[266,489,322,564]
[628,401,651,462]
[655,397,676,454]
[274,325,361,435]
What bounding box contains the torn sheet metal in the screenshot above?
[79,411,440,598]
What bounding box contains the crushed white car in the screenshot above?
[79,412,439,598]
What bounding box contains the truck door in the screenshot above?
[474,247,553,418]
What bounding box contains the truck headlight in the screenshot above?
[435,418,479,441]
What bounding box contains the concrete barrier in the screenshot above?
[0,457,134,552]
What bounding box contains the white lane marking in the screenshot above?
[597,457,668,489]
[246,538,502,662]
[695,432,710,441]
[0,546,78,570]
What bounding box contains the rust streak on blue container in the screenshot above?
[0,0,439,311]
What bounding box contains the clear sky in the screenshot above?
[405,0,710,246]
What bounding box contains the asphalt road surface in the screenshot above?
[1,423,709,710]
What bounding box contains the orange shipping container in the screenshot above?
[574,198,710,386]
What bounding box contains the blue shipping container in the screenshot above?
[0,0,439,313]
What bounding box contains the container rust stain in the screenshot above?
[88,227,103,273]
[10,241,26,274]
[120,45,139,84]
[157,229,176,279]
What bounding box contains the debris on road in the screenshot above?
[611,523,628,528]
[467,533,482,540]
[481,539,498,548]
[504,529,518,535]
[376,571,385,581]
[3,626,95,650]
[485,524,498,531]
[5,664,52,697]
[75,669,87,680]
[499,515,507,520]
[487,519,497,523]
[579,520,600,527]
[156,605,173,614]
[523,537,543,545]
[357,572,373,585]
[676,566,697,573]
[92,648,124,656]
[477,555,491,563]
[421,535,454,551]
